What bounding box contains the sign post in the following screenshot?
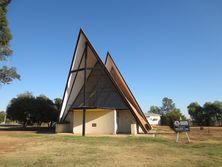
[174,120,190,143]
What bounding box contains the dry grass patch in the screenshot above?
[0,128,222,167]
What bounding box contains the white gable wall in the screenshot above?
[59,34,86,120]
[60,33,98,121]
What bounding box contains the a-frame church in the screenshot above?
[58,29,151,135]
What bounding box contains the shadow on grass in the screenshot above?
[0,124,55,134]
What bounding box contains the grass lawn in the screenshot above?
[0,127,222,167]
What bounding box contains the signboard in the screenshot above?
[174,120,190,132]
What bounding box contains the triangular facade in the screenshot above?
[59,29,151,135]
[71,62,128,109]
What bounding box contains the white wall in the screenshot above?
[56,123,70,133]
[73,109,115,134]
[117,110,135,133]
[57,112,73,133]
[146,116,161,125]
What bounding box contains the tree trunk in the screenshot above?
[22,122,27,128]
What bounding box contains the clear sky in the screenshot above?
[1,0,222,117]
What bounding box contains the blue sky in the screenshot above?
[1,0,222,117]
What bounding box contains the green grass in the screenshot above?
[1,132,222,167]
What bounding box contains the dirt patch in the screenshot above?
[0,136,31,154]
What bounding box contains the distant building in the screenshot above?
[145,113,161,125]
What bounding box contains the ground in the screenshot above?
[0,126,222,167]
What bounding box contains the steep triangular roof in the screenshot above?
[105,53,152,131]
[59,29,151,133]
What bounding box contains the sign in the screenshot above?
[174,120,190,132]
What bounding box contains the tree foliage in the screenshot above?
[6,92,61,127]
[0,111,6,122]
[148,97,186,127]
[6,92,35,126]
[161,108,186,128]
[187,102,204,125]
[188,101,222,126]
[33,95,57,126]
[0,0,20,85]
[148,105,161,114]
[54,98,62,111]
[148,97,176,115]
[160,97,175,114]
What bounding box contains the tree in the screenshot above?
[202,101,222,126]
[6,92,59,127]
[188,101,222,126]
[160,97,175,114]
[54,98,62,111]
[0,111,6,122]
[148,105,161,114]
[0,0,20,85]
[33,95,57,126]
[187,102,204,126]
[161,108,186,127]
[6,92,35,127]
[203,102,218,126]
[148,97,176,115]
[54,98,62,121]
[148,97,186,127]
[213,101,222,126]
